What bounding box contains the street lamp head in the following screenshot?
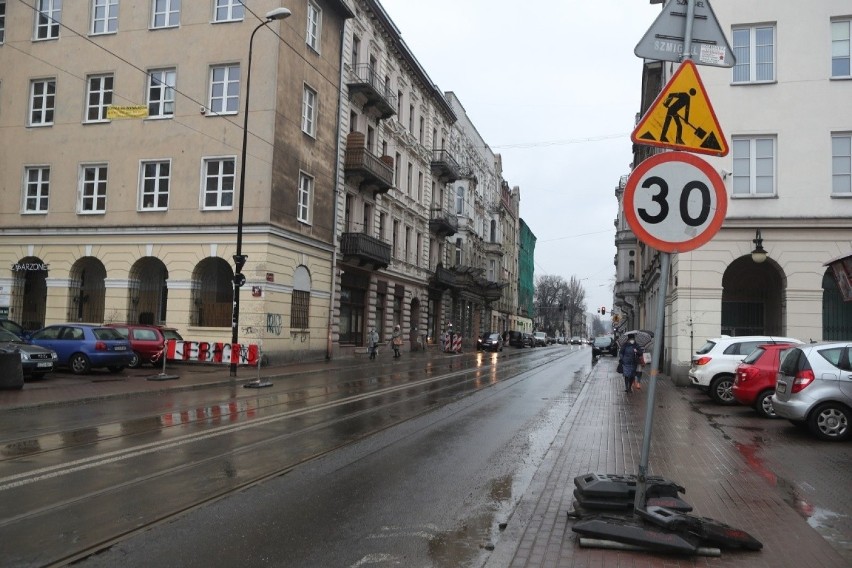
[266,7,292,21]
[751,229,768,264]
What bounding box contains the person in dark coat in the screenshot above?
[619,333,644,393]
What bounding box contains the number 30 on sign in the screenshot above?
[624,152,727,253]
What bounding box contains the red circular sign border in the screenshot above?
[624,152,727,253]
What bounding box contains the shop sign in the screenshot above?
[12,262,49,271]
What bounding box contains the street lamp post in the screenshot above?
[230,7,291,378]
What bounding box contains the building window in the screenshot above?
[23,166,50,213]
[79,164,108,214]
[455,186,464,215]
[732,136,776,196]
[733,25,775,84]
[833,20,851,78]
[832,134,852,195]
[392,220,399,259]
[394,153,401,185]
[290,290,309,329]
[85,74,114,123]
[0,0,6,44]
[379,212,386,240]
[415,232,422,268]
[404,226,411,263]
[406,163,413,196]
[301,84,317,136]
[152,0,179,29]
[306,1,321,52]
[91,0,118,35]
[29,79,56,126]
[147,68,176,117]
[35,0,61,40]
[455,238,462,266]
[417,171,423,202]
[202,157,235,209]
[488,259,496,282]
[298,172,313,223]
[214,0,244,23]
[408,103,415,132]
[140,160,170,210]
[209,64,240,114]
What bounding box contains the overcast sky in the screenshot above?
[378,0,661,316]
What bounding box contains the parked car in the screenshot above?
[523,332,536,348]
[571,336,582,345]
[773,342,852,441]
[476,332,503,352]
[592,336,617,358]
[28,324,134,375]
[158,326,184,342]
[506,331,531,348]
[689,335,803,405]
[533,332,548,347]
[732,342,798,418]
[0,319,28,338]
[105,323,166,368]
[0,327,58,379]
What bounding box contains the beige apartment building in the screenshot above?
[0,0,353,363]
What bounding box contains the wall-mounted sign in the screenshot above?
[266,272,274,283]
[12,262,49,271]
[252,286,263,297]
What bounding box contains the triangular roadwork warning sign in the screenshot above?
[631,60,728,157]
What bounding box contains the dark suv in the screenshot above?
[592,336,617,358]
[507,331,531,348]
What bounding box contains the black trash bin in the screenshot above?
[0,351,24,390]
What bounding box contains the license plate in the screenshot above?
[37,362,53,368]
[114,346,127,351]
[776,383,786,394]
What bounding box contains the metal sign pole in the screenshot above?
[633,251,670,510]
[634,0,694,512]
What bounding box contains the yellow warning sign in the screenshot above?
[631,60,728,157]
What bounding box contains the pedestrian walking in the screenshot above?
[618,333,644,393]
[367,327,379,360]
[390,324,403,358]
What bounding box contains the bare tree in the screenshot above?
[534,274,588,337]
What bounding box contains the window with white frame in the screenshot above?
[91,0,118,35]
[731,136,776,196]
[301,84,317,136]
[732,25,775,83]
[455,238,462,266]
[35,0,61,40]
[214,0,243,23]
[1,0,7,44]
[306,1,321,52]
[29,79,55,126]
[147,68,176,117]
[140,160,170,210]
[85,74,113,122]
[455,186,464,215]
[832,20,851,78]
[832,133,852,195]
[79,164,108,213]
[202,157,235,209]
[297,172,313,223]
[23,166,50,213]
[209,64,240,114]
[152,0,179,28]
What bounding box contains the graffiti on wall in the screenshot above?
[266,313,283,336]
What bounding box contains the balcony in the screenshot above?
[429,264,457,291]
[347,64,397,120]
[429,207,458,237]
[430,149,461,183]
[340,232,392,270]
[344,132,394,198]
[482,284,503,302]
[483,240,503,257]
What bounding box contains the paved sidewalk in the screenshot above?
[489,357,847,567]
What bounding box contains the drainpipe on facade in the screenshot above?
[326,23,347,361]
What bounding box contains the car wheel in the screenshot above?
[69,353,91,375]
[709,374,736,405]
[808,403,851,441]
[754,390,778,418]
[128,351,141,368]
[107,366,125,373]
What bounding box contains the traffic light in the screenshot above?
[600,306,606,315]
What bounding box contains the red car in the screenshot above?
[105,324,165,368]
[732,343,798,418]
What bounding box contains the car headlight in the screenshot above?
[20,351,31,361]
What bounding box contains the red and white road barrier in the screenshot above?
[165,339,260,366]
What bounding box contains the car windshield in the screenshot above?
[0,328,24,343]
[594,337,610,347]
[695,340,716,355]
[741,347,766,365]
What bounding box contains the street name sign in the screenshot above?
[635,0,735,68]
[631,60,727,156]
[623,152,727,253]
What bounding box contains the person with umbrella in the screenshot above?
[618,332,644,393]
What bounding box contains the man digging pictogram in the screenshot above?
[660,88,698,144]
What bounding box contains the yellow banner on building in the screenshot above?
[107,105,149,119]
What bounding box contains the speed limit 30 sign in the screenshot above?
[624,152,727,253]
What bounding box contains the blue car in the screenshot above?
[28,324,134,375]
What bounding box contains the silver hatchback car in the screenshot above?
[772,342,852,441]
